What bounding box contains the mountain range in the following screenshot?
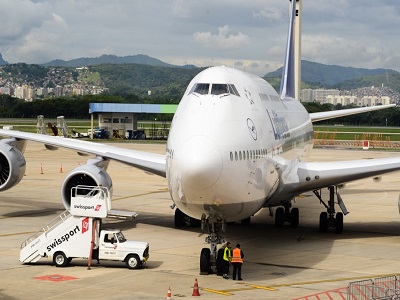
[42,54,196,69]
[265,60,399,86]
[0,53,399,89]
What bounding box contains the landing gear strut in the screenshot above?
[199,214,225,275]
[313,186,348,233]
[274,202,299,228]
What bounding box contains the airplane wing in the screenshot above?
[270,156,400,202]
[294,157,400,193]
[0,129,166,177]
[309,104,396,122]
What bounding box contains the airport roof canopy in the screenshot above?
[89,103,178,114]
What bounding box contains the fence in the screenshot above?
[348,275,400,300]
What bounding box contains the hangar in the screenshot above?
[88,103,178,139]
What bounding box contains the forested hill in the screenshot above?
[91,64,202,99]
[265,60,399,86]
[42,54,196,69]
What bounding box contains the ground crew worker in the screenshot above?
[222,242,232,279]
[231,244,244,280]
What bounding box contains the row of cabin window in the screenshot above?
[190,83,240,96]
[229,149,268,161]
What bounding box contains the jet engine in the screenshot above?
[0,139,26,191]
[61,157,112,209]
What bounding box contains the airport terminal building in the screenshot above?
[88,103,177,139]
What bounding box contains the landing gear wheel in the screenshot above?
[174,208,185,228]
[335,212,343,234]
[319,212,328,233]
[275,207,284,227]
[200,248,211,275]
[290,208,299,228]
[126,254,141,269]
[53,251,68,267]
[216,248,224,276]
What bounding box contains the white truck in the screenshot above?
[20,186,149,269]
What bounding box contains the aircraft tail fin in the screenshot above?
[279,0,297,100]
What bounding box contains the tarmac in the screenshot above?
[1,142,400,299]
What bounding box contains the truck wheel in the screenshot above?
[53,252,68,267]
[126,254,141,269]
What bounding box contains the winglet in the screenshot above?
[279,0,297,100]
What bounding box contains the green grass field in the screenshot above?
[314,125,400,141]
[1,119,400,142]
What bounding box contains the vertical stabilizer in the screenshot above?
[279,0,298,100]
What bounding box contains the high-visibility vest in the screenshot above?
[223,247,231,261]
[231,248,243,264]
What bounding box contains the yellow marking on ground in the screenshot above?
[268,273,400,288]
[246,284,276,291]
[204,273,400,296]
[111,189,168,202]
[202,288,233,296]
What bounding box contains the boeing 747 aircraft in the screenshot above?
[0,1,398,273]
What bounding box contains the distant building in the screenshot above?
[37,88,48,97]
[0,87,12,95]
[301,89,340,103]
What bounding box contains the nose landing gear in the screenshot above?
[199,214,225,275]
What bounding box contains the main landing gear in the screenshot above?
[274,202,299,228]
[313,185,349,234]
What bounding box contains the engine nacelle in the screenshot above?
[0,140,26,191]
[61,160,112,210]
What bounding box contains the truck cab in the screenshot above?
[96,229,149,269]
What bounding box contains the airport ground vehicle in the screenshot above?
[19,186,149,269]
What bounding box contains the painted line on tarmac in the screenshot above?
[202,288,233,296]
[269,272,400,288]
[111,189,168,202]
[203,284,276,296]
[0,231,35,237]
[203,273,399,296]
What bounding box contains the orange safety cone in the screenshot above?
[192,278,200,296]
[167,287,172,300]
[59,164,63,173]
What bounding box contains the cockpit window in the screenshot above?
[228,84,240,96]
[190,83,240,97]
[193,83,210,95]
[211,84,228,95]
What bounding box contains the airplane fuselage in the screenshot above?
[166,66,314,222]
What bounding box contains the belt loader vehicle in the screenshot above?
[19,185,149,269]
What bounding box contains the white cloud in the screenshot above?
[193,26,250,51]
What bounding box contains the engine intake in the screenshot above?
[0,140,26,191]
[61,158,112,209]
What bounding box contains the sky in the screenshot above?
[1,0,400,76]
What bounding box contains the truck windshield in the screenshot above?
[115,232,126,243]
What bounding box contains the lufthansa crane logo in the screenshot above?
[247,118,257,140]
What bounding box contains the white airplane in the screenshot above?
[0,1,398,273]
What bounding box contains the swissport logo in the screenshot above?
[82,217,89,234]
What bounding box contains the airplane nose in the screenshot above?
[178,136,222,190]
